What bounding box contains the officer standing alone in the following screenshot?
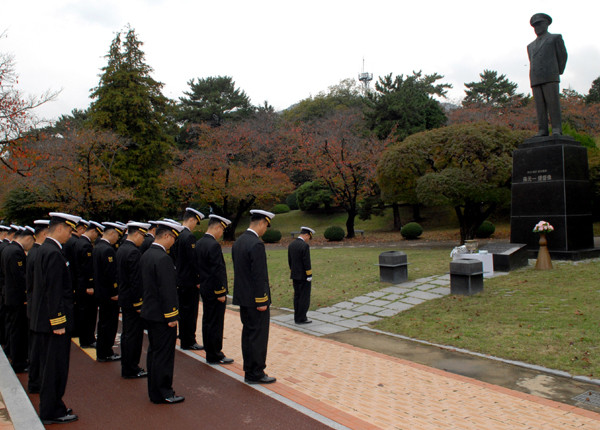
[288,227,315,324]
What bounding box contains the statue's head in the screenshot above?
[530,13,552,36]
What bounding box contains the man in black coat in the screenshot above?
[0,224,18,350]
[527,13,568,136]
[93,222,124,362]
[140,221,184,404]
[73,221,104,348]
[116,222,150,379]
[30,212,81,425]
[196,215,233,365]
[172,207,204,350]
[232,209,276,384]
[288,226,315,324]
[26,220,49,394]
[2,226,35,372]
[139,221,157,254]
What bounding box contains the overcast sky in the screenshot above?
[2,0,599,121]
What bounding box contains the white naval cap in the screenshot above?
[185,207,205,222]
[103,222,126,236]
[156,220,185,237]
[127,221,151,234]
[300,226,316,236]
[88,221,105,235]
[209,214,232,228]
[249,209,275,226]
[49,212,82,230]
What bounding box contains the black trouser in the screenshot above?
[121,307,144,377]
[201,296,226,362]
[96,299,119,359]
[38,331,71,420]
[177,285,200,348]
[0,299,6,348]
[75,291,98,346]
[145,319,177,403]
[5,304,29,370]
[293,279,312,323]
[239,306,270,381]
[28,330,42,392]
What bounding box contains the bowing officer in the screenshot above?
[93,222,124,362]
[2,226,35,372]
[116,222,150,379]
[288,226,315,324]
[140,221,185,404]
[232,209,276,384]
[172,207,204,351]
[26,219,49,394]
[30,212,81,425]
[196,215,234,365]
[0,224,19,350]
[73,221,104,348]
[139,221,158,254]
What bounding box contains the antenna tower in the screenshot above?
[358,58,373,93]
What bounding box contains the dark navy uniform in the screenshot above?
[172,228,200,348]
[116,240,145,377]
[25,242,42,393]
[288,237,313,323]
[93,239,119,360]
[139,233,155,254]
[73,235,98,346]
[196,234,228,362]
[141,244,179,403]
[0,239,11,348]
[2,242,29,371]
[232,230,271,381]
[30,238,74,421]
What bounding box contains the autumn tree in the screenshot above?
[286,109,385,238]
[88,26,174,218]
[462,69,522,107]
[586,76,600,104]
[378,123,529,243]
[365,71,450,140]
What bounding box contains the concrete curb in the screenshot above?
[362,326,600,387]
[0,347,44,430]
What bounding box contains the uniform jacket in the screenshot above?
[0,240,11,303]
[139,233,154,254]
[93,239,118,301]
[1,242,27,306]
[232,230,271,307]
[73,235,94,294]
[528,32,567,87]
[140,244,179,323]
[288,237,312,281]
[25,242,41,318]
[63,233,79,291]
[171,228,199,288]
[30,238,74,333]
[116,240,143,310]
[196,234,228,300]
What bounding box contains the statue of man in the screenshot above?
[527,13,568,136]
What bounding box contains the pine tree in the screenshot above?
[586,76,600,104]
[462,70,521,107]
[88,26,174,218]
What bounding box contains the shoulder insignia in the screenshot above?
[17,260,23,267]
[87,252,92,257]
[108,256,113,262]
[191,244,195,248]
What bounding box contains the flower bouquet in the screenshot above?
[533,220,554,234]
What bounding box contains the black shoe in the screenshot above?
[245,375,276,384]
[123,369,148,379]
[66,408,73,415]
[207,357,234,365]
[181,343,204,351]
[161,395,185,404]
[80,342,97,348]
[97,354,121,362]
[295,320,312,325]
[42,414,78,424]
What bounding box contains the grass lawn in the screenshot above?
[373,260,600,377]
[224,246,452,310]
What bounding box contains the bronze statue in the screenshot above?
[527,13,568,136]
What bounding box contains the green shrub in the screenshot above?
[400,222,423,239]
[285,193,298,210]
[272,204,290,214]
[475,220,495,238]
[296,181,333,211]
[324,226,345,241]
[262,229,282,243]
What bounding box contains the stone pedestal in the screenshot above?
[450,259,483,295]
[377,251,408,284]
[510,135,599,260]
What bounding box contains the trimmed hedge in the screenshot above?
[475,220,495,238]
[285,193,298,210]
[400,222,423,240]
[272,204,290,214]
[324,226,345,241]
[262,229,282,243]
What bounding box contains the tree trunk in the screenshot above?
[392,203,402,230]
[345,207,357,239]
[411,204,422,222]
[455,201,497,244]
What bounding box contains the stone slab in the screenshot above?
[380,286,412,295]
[385,302,414,311]
[335,319,367,329]
[353,314,382,323]
[401,296,425,305]
[365,291,388,298]
[407,291,444,300]
[332,301,359,310]
[349,296,373,304]
[330,309,364,318]
[368,299,392,307]
[353,305,385,314]
[376,309,401,317]
[309,324,349,335]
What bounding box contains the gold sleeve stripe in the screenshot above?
[305,270,312,275]
[164,310,179,318]
[214,287,226,294]
[50,316,67,326]
[133,301,143,308]
[255,295,269,303]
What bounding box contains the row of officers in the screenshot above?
[0,208,315,425]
